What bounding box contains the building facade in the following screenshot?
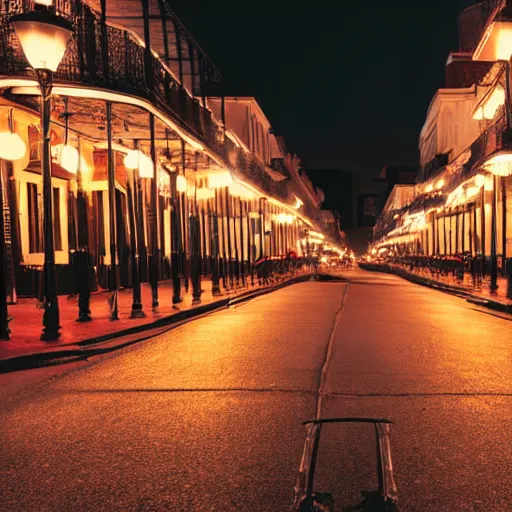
[0,0,341,338]
[371,0,512,295]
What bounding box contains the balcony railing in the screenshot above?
[467,114,509,170]
[0,0,322,225]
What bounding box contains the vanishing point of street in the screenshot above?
[1,269,511,511]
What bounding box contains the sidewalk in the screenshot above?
[359,262,512,314]
[0,274,304,365]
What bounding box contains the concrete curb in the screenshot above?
[358,263,512,315]
[0,273,328,373]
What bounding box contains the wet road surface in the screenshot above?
[1,269,511,511]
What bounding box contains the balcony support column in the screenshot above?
[149,113,159,308]
[490,175,498,293]
[106,101,118,320]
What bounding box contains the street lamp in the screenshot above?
[11,7,73,340]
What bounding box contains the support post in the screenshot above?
[239,197,246,287]
[490,175,498,293]
[0,160,10,339]
[149,113,159,308]
[210,193,221,295]
[128,143,144,318]
[225,186,234,287]
[191,153,201,304]
[76,137,91,322]
[106,101,118,320]
[38,70,61,339]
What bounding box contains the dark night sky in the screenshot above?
[170,0,476,212]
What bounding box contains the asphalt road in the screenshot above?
[1,269,511,511]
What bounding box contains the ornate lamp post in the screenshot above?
[11,6,73,340]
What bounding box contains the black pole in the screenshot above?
[490,175,498,292]
[76,137,91,322]
[210,194,221,295]
[149,114,159,308]
[247,199,254,285]
[170,170,183,305]
[239,197,246,287]
[502,176,507,273]
[191,154,201,304]
[38,70,61,340]
[218,187,228,290]
[259,198,265,259]
[0,160,10,339]
[180,140,189,293]
[232,194,240,287]
[127,148,145,318]
[225,186,234,288]
[106,101,119,320]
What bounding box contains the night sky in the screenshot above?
[171,0,476,214]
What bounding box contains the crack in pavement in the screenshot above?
[315,282,350,419]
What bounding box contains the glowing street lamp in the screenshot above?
[11,5,73,340]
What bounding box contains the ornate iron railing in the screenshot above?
[0,0,322,226]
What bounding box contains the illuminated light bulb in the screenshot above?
[124,149,143,169]
[0,132,26,161]
[11,11,73,72]
[425,183,434,193]
[482,152,512,177]
[124,150,154,178]
[495,26,512,61]
[58,144,79,174]
[277,213,287,224]
[196,188,215,201]
[475,174,485,187]
[436,179,444,190]
[176,175,187,193]
[208,171,233,188]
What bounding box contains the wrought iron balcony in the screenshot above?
[0,0,321,224]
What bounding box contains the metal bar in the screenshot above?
[38,71,61,339]
[149,113,159,308]
[239,197,245,287]
[225,186,234,287]
[490,175,498,291]
[76,136,91,322]
[0,160,10,339]
[106,100,118,320]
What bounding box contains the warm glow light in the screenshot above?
[11,11,73,72]
[176,175,187,193]
[466,186,480,199]
[482,152,512,177]
[308,230,325,240]
[496,25,512,60]
[475,174,486,187]
[0,132,26,161]
[293,197,303,210]
[473,85,506,121]
[229,182,255,200]
[425,183,434,193]
[196,188,215,201]
[57,143,78,174]
[124,149,154,178]
[208,171,233,188]
[436,179,444,190]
